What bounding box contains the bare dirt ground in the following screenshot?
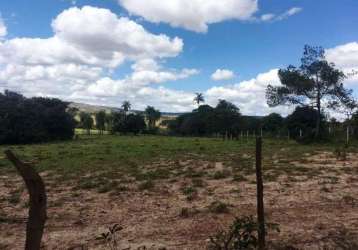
[1,152,358,249]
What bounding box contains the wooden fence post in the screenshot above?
[5,150,47,250]
[255,137,265,250]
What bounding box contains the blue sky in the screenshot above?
[0,0,358,116]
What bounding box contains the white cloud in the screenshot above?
[277,7,302,20]
[52,6,183,65]
[260,7,302,22]
[118,0,258,32]
[260,14,275,22]
[0,6,183,69]
[74,68,292,116]
[211,69,235,81]
[0,6,200,110]
[206,69,293,116]
[326,42,358,86]
[0,16,7,37]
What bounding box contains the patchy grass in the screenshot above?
[1,135,358,249]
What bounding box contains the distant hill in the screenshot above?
[69,102,184,117]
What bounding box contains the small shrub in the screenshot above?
[208,216,280,250]
[96,224,122,250]
[208,216,258,250]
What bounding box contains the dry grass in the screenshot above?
[1,135,358,249]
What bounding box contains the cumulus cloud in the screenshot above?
[326,42,358,86]
[0,6,182,70]
[0,16,7,37]
[52,6,183,64]
[211,69,235,81]
[206,69,293,116]
[118,0,258,32]
[0,6,194,100]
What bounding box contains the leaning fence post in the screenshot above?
[255,137,265,250]
[5,150,47,250]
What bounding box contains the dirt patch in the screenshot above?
[1,152,358,249]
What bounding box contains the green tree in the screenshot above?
[266,45,355,138]
[194,93,205,107]
[145,106,161,131]
[79,112,93,135]
[0,90,75,144]
[286,106,326,142]
[262,113,284,136]
[121,101,131,114]
[95,110,106,135]
[112,113,145,135]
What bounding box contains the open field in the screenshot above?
[1,135,358,249]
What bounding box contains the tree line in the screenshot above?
[0,91,75,144]
[77,102,162,136]
[1,45,357,144]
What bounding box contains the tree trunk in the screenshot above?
[5,150,47,250]
[315,93,321,139]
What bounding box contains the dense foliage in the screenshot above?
[286,106,327,142]
[261,113,284,136]
[0,90,75,144]
[168,100,243,137]
[111,112,146,135]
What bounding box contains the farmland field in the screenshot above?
[1,135,358,249]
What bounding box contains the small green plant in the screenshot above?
[208,216,258,250]
[97,224,123,250]
[208,216,280,250]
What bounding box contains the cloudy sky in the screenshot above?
[0,0,358,116]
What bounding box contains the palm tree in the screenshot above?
[194,93,204,107]
[121,101,131,114]
[145,106,161,130]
